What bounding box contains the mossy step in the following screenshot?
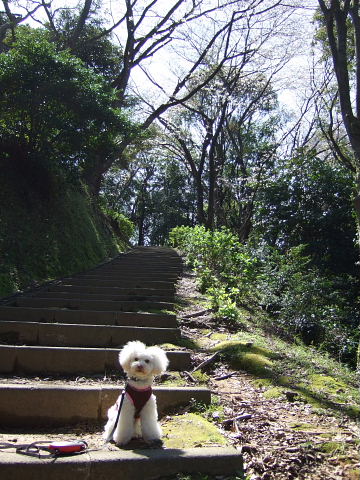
[0,321,179,347]
[162,413,227,449]
[0,384,211,427]
[0,345,190,375]
[0,447,242,480]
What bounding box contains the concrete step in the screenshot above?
[61,278,176,289]
[29,291,175,303]
[93,264,181,270]
[0,307,177,327]
[0,345,190,375]
[77,270,180,278]
[0,384,211,426]
[47,285,177,297]
[12,297,174,312]
[0,321,179,347]
[0,448,243,480]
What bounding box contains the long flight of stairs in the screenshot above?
[0,246,243,479]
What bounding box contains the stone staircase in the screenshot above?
[0,246,243,479]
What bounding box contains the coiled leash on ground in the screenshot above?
[0,440,88,458]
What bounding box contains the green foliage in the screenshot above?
[170,225,359,367]
[253,153,358,275]
[49,9,123,81]
[170,225,261,321]
[170,225,257,287]
[0,178,131,297]
[0,27,132,181]
[102,208,135,241]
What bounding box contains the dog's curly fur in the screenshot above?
[103,341,169,446]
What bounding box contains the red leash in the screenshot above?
[0,440,88,458]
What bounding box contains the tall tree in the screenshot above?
[1,0,302,194]
[0,28,131,196]
[317,0,360,243]
[159,68,279,235]
[316,0,360,367]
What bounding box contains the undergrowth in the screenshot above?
[169,225,360,368]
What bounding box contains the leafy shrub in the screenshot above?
[170,225,258,296]
[169,226,359,366]
[102,208,135,242]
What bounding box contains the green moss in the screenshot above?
[162,413,227,449]
[309,375,348,395]
[252,378,273,388]
[211,341,277,376]
[211,341,278,359]
[160,343,183,351]
[160,372,186,386]
[262,387,284,399]
[317,441,347,455]
[210,333,228,341]
[192,370,210,383]
[0,183,128,297]
[175,337,201,350]
[290,422,317,431]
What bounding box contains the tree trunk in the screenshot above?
[194,174,206,225]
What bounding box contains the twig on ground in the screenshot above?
[183,371,197,383]
[222,414,253,426]
[191,352,220,373]
[214,372,238,381]
[183,309,214,319]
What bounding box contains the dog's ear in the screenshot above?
[147,346,169,375]
[119,341,145,372]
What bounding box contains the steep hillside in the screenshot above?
[0,176,129,297]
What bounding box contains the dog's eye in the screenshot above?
[145,359,150,363]
[134,357,138,361]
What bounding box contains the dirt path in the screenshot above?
[177,271,360,480]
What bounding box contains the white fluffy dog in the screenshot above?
[103,341,169,446]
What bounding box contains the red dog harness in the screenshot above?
[125,383,152,418]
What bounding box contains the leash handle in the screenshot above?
[0,440,89,458]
